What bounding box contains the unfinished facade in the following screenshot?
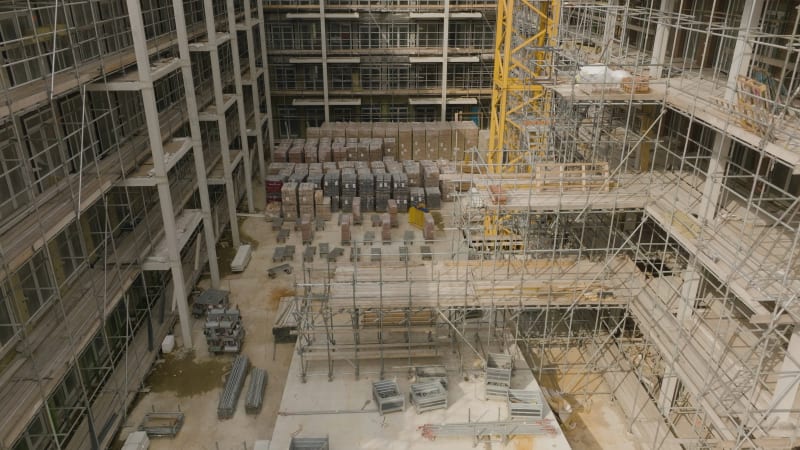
[263,0,495,137]
[0,0,267,448]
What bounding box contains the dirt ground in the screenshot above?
[117,187,643,450]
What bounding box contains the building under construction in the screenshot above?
[1,0,800,449]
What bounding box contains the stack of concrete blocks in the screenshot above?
[421,161,439,188]
[404,160,421,187]
[375,172,391,212]
[315,190,331,220]
[358,169,375,212]
[368,139,382,162]
[300,214,313,244]
[388,199,399,227]
[381,213,391,244]
[288,140,304,163]
[341,168,357,213]
[423,212,435,242]
[298,183,315,219]
[452,121,479,163]
[410,187,426,208]
[332,140,347,162]
[318,137,331,162]
[341,214,352,245]
[304,139,318,163]
[392,172,409,212]
[281,182,298,221]
[412,123,426,160]
[398,123,413,160]
[352,197,362,225]
[289,164,307,183]
[323,170,340,213]
[436,122,452,160]
[273,140,291,162]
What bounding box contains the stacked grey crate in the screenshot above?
[281,182,298,221]
[409,381,448,413]
[323,170,340,213]
[322,161,338,173]
[357,169,374,212]
[374,172,391,212]
[507,389,546,419]
[332,141,346,162]
[370,160,385,173]
[421,161,441,209]
[289,165,307,184]
[372,380,405,415]
[404,160,421,187]
[345,138,358,161]
[245,367,268,415]
[204,307,246,354]
[341,168,356,212]
[392,172,409,212]
[410,187,425,208]
[217,354,249,419]
[298,183,315,219]
[485,353,513,400]
[368,138,382,162]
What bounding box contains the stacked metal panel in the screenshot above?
[374,172,391,212]
[357,169,374,212]
[410,381,448,413]
[485,353,513,400]
[372,380,405,415]
[323,170,340,213]
[341,169,357,213]
[245,367,268,415]
[218,354,249,419]
[281,182,298,221]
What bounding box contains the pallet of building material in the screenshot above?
[332,143,346,162]
[245,367,268,415]
[387,199,399,227]
[620,76,650,93]
[425,126,439,160]
[300,215,313,244]
[273,145,290,163]
[437,122,452,160]
[370,160,385,172]
[288,146,304,163]
[352,197,362,225]
[281,182,299,221]
[410,381,448,413]
[383,137,397,159]
[368,140,382,162]
[316,195,331,221]
[306,126,321,138]
[424,187,441,209]
[298,183,315,218]
[381,213,391,244]
[273,297,299,342]
[218,354,250,419]
[138,412,184,438]
[412,123,427,160]
[344,144,357,161]
[420,161,440,187]
[303,144,318,163]
[533,162,610,192]
[404,161,421,187]
[265,175,284,204]
[306,172,323,190]
[341,214,352,245]
[423,213,435,242]
[230,244,252,273]
[205,307,246,354]
[398,123,413,160]
[485,353,512,400]
[452,121,478,162]
[507,389,546,419]
[374,172,391,212]
[373,380,405,415]
[317,142,331,162]
[410,187,426,208]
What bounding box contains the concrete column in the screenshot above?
[242,9,267,186]
[228,0,255,213]
[603,0,618,50]
[699,134,732,222]
[650,0,675,80]
[319,0,331,122]
[257,3,277,158]
[204,0,241,247]
[171,0,220,288]
[125,0,192,347]
[724,0,766,103]
[440,0,451,121]
[771,329,800,423]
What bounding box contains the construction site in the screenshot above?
[1,0,800,449]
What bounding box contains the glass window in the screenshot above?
[15,249,57,318]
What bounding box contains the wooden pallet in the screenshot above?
[534,162,610,192]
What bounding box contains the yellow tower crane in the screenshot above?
[484,0,559,236]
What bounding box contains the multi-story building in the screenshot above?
[263,0,496,137]
[0,1,268,448]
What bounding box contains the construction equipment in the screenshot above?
[372,380,405,415]
[218,354,250,419]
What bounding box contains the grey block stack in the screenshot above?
[298,183,315,219]
[392,172,409,212]
[410,187,426,208]
[323,170,340,212]
[404,160,421,187]
[421,161,440,187]
[281,182,298,221]
[341,168,357,213]
[218,354,249,419]
[374,172,391,212]
[425,187,441,209]
[357,169,374,212]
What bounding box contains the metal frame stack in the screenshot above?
[485,353,513,400]
[218,355,250,419]
[372,380,405,415]
[204,308,246,354]
[409,381,448,413]
[245,367,268,415]
[507,389,546,420]
[340,214,352,245]
[289,437,330,450]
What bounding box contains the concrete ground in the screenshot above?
[118,188,641,450]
